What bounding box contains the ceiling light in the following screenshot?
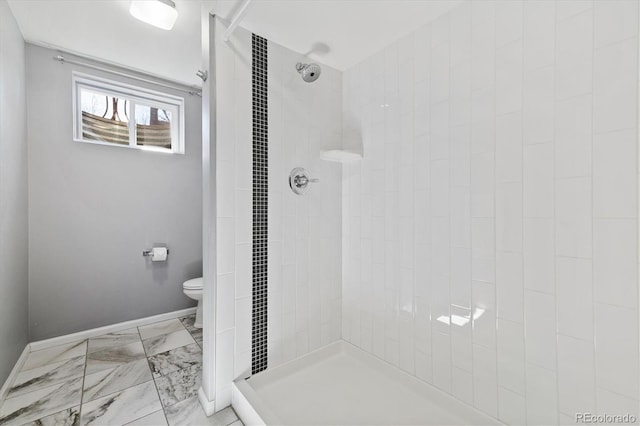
[129,0,178,31]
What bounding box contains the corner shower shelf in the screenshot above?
[320,149,362,163]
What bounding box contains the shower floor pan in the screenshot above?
[232,341,502,425]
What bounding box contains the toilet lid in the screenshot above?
[183,277,203,290]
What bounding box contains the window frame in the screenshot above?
[72,72,185,154]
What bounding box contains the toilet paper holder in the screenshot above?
[142,248,170,257]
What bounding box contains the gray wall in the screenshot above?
[27,44,203,340]
[0,0,29,384]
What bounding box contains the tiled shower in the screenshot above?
[210,17,343,408]
[341,1,639,423]
[342,1,638,424]
[210,1,640,424]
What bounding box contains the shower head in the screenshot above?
[296,62,321,83]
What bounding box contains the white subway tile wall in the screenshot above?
[214,20,343,401]
[266,41,343,368]
[214,21,254,408]
[342,1,639,424]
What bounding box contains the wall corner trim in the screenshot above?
[198,386,216,416]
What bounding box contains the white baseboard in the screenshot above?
[0,344,30,402]
[29,307,197,352]
[198,386,216,416]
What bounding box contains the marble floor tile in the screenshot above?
[22,405,80,426]
[180,314,202,334]
[164,397,240,426]
[8,355,85,398]
[179,315,199,332]
[0,316,234,426]
[179,315,203,347]
[86,340,146,375]
[143,330,195,357]
[154,364,201,408]
[88,328,141,354]
[81,380,161,426]
[83,358,153,402]
[138,319,185,340]
[0,377,83,426]
[124,409,168,425]
[166,398,243,426]
[209,407,241,426]
[147,343,201,378]
[21,340,87,372]
[189,328,203,344]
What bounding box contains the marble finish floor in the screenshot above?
[0,315,242,426]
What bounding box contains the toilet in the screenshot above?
[183,277,203,328]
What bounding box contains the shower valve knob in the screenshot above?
[289,167,319,195]
[294,176,319,187]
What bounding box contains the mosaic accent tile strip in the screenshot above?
[251,33,268,375]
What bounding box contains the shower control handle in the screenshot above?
[289,167,318,195]
[294,176,319,187]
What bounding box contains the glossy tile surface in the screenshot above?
[22,340,87,371]
[125,409,168,425]
[155,364,202,408]
[0,314,240,426]
[81,381,161,426]
[338,0,640,421]
[179,316,197,330]
[0,377,83,426]
[142,330,196,357]
[88,328,141,354]
[23,405,81,426]
[165,397,239,426]
[148,343,202,378]
[83,358,153,402]
[139,319,185,340]
[86,341,147,375]
[9,355,85,398]
[180,316,203,348]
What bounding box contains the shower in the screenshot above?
[296,62,321,82]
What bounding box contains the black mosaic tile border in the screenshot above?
[251,33,268,375]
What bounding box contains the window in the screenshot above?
[72,72,185,154]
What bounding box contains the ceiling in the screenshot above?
[7,0,460,86]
